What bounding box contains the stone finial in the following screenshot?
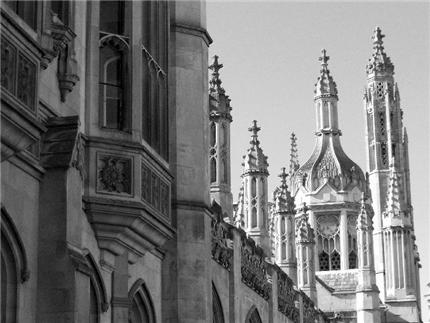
[319,48,329,71]
[289,133,299,175]
[314,49,338,100]
[366,26,394,75]
[248,120,261,144]
[209,55,225,95]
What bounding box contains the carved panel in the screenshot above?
[141,162,170,219]
[1,36,37,112]
[1,37,17,94]
[241,239,271,300]
[97,154,132,195]
[278,271,299,322]
[211,217,233,271]
[17,53,36,111]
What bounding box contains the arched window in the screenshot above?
[212,283,224,323]
[99,1,130,131]
[251,178,256,198]
[210,122,216,147]
[1,207,29,323]
[210,158,217,183]
[246,306,262,323]
[129,280,156,323]
[251,208,257,228]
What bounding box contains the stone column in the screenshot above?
[340,209,348,269]
[162,2,213,322]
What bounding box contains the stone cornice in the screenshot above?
[171,23,213,46]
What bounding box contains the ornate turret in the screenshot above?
[292,49,365,194]
[209,55,233,216]
[363,29,420,319]
[272,168,297,283]
[296,203,317,305]
[237,120,270,254]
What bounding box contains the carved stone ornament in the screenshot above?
[278,271,299,322]
[302,292,318,323]
[211,217,233,271]
[97,155,132,195]
[241,238,272,300]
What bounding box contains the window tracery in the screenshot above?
[347,215,358,269]
[316,214,340,271]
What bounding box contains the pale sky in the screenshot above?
[207,1,430,319]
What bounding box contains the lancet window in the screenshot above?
[129,280,156,323]
[316,214,340,271]
[212,284,225,323]
[347,215,358,269]
[99,0,130,131]
[141,1,169,160]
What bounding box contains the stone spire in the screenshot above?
[240,120,270,253]
[366,26,394,77]
[289,133,299,176]
[242,120,269,175]
[296,203,317,305]
[209,55,233,217]
[272,167,297,283]
[314,49,338,100]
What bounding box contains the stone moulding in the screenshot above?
[301,291,318,323]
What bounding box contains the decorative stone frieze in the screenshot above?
[97,154,132,195]
[241,237,272,300]
[278,270,299,322]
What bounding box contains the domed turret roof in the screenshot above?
[293,137,365,193]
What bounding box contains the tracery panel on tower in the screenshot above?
[316,214,340,271]
[347,214,358,269]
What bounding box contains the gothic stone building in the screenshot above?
[0,1,422,323]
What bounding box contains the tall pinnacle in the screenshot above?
[242,120,268,175]
[289,132,299,175]
[357,193,373,231]
[314,48,338,100]
[274,167,295,213]
[384,159,406,218]
[366,26,394,76]
[209,55,225,95]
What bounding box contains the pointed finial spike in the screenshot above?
[319,48,329,70]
